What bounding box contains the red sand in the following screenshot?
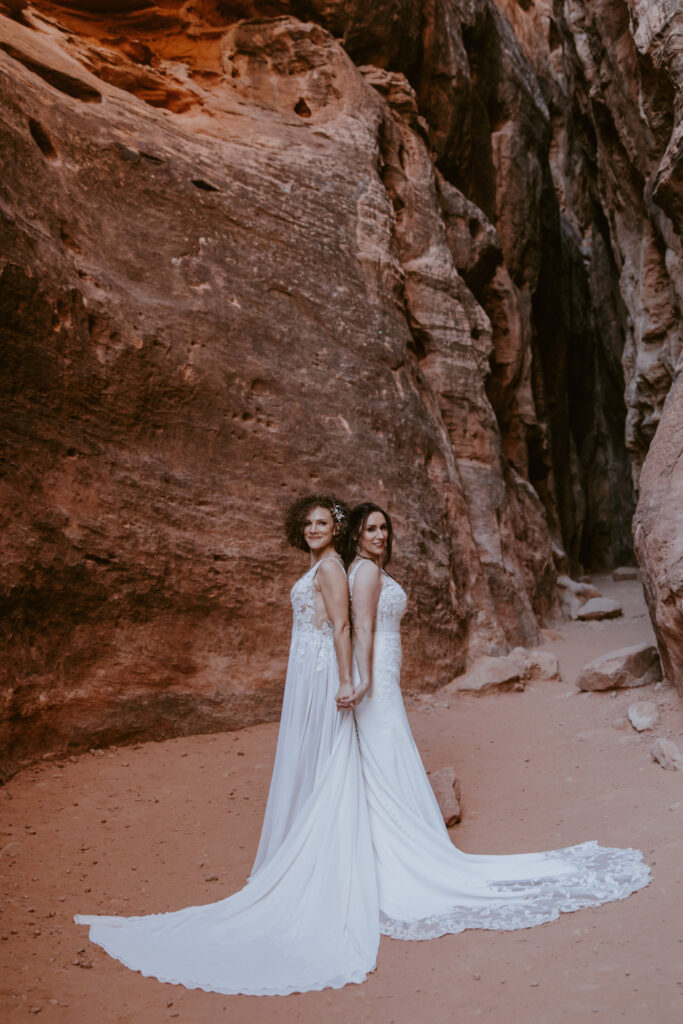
[2,575,682,1023]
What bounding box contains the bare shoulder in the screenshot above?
[353,559,382,589]
[315,557,348,588]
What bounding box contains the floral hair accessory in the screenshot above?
[332,503,345,523]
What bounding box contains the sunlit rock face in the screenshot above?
[0,3,548,775]
[0,0,681,772]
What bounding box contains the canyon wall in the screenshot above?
[1,0,681,774]
[630,0,683,695]
[634,372,683,692]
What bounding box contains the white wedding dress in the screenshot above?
[75,557,379,995]
[75,557,651,997]
[348,560,651,940]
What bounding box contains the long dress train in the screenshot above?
[348,560,651,941]
[74,558,379,996]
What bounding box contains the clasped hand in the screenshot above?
[335,681,370,710]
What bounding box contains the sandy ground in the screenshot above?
[2,575,683,1024]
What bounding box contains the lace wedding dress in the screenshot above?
[75,557,379,996]
[348,560,651,940]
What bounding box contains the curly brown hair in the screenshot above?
[284,494,350,554]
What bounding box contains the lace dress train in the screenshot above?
[75,559,378,996]
[348,561,651,941]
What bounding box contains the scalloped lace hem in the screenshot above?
[380,841,651,940]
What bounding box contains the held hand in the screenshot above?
[335,681,355,711]
[348,681,370,708]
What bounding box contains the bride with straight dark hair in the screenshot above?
[344,501,650,939]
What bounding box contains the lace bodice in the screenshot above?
[291,557,345,638]
[348,560,407,635]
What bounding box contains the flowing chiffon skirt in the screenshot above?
[75,563,379,996]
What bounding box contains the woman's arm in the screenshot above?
[349,560,382,708]
[316,559,354,710]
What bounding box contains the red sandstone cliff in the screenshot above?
[1,0,681,775]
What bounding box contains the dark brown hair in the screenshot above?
[343,502,393,567]
[284,494,350,554]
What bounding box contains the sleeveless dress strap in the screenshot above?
[347,561,361,591]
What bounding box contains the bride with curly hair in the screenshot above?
[76,493,379,996]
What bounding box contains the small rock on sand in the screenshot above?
[576,643,662,691]
[612,566,639,581]
[428,767,462,826]
[576,597,623,621]
[628,701,659,732]
[651,738,683,771]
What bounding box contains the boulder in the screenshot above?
[576,643,663,691]
[418,645,558,706]
[651,738,683,772]
[557,576,602,600]
[628,701,659,732]
[428,767,462,826]
[509,647,561,682]
[576,598,623,621]
[612,567,639,581]
[446,655,524,696]
[556,576,602,619]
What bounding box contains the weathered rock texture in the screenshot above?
[634,373,683,692]
[575,642,663,690]
[619,0,683,692]
[0,0,681,773]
